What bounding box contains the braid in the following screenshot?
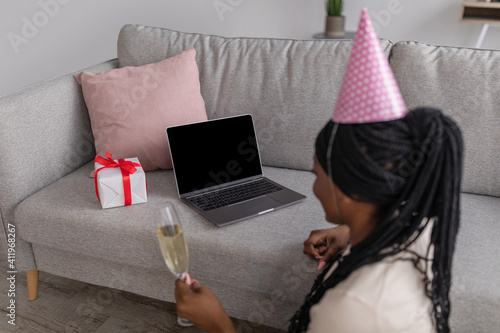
[429,116,463,332]
[289,108,463,333]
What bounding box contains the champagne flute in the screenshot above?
[155,202,193,327]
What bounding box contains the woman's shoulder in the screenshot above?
[308,259,434,333]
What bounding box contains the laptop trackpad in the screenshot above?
[230,196,280,216]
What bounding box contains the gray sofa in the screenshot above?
[1,24,499,332]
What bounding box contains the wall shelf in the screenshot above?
[461,2,500,24]
[460,1,500,48]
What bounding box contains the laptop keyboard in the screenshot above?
[187,179,282,211]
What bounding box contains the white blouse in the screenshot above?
[307,219,435,333]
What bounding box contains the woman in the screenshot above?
[175,107,464,333]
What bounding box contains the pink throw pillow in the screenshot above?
[75,48,207,171]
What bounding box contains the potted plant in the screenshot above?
[325,0,345,37]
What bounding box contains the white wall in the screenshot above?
[1,0,498,97]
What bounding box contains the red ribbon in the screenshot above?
[94,152,142,206]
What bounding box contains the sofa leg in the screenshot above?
[27,269,39,300]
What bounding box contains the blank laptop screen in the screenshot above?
[167,115,263,196]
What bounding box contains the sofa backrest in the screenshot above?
[118,25,499,197]
[390,41,500,197]
[118,24,393,172]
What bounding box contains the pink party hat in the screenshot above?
[333,8,407,123]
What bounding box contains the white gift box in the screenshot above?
[94,156,147,209]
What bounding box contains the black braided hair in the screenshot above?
[289,107,463,333]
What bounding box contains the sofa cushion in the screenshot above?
[75,48,207,171]
[15,162,500,331]
[390,41,500,197]
[15,162,325,301]
[450,193,500,332]
[117,24,393,172]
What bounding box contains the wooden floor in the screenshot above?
[0,254,284,333]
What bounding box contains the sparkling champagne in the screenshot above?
[156,225,189,278]
[155,203,193,327]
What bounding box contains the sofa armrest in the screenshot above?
[0,59,118,269]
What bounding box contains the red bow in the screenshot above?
[94,152,142,206]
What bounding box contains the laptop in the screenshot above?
[166,114,306,226]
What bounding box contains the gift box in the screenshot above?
[94,152,147,209]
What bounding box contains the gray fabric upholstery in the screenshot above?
[15,162,500,331]
[16,162,326,328]
[16,162,324,279]
[0,59,119,271]
[450,193,500,333]
[117,24,393,172]
[390,41,500,197]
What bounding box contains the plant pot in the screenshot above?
[325,15,345,37]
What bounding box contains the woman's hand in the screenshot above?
[175,278,236,333]
[303,225,350,270]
